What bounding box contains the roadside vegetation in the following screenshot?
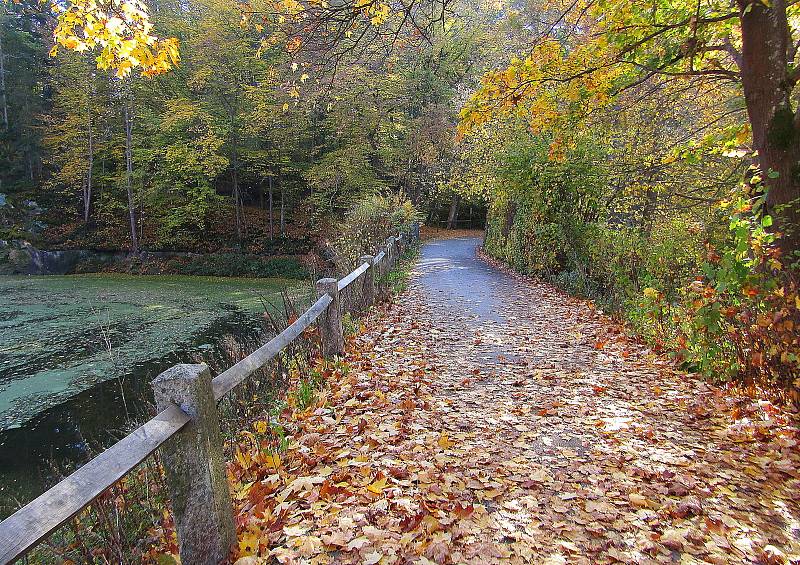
[455,3,800,404]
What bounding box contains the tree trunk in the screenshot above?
[446,194,460,229]
[640,181,658,235]
[123,98,139,254]
[0,34,8,131]
[84,99,93,225]
[280,181,286,236]
[738,0,800,254]
[268,174,274,240]
[229,110,243,242]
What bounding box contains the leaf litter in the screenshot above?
[227,251,799,565]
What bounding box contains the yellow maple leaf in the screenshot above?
[367,476,387,494]
[238,530,260,556]
[437,433,453,449]
[263,452,281,469]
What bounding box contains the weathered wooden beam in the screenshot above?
[211,293,332,401]
[337,261,369,292]
[0,406,190,564]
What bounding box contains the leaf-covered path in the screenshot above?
[233,236,800,564]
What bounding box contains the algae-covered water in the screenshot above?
[0,274,307,514]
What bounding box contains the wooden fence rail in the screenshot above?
[0,222,420,565]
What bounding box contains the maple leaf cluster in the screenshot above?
[50,0,179,78]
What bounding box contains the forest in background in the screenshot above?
[0,0,487,258]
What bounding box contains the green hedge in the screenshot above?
[72,253,309,279]
[139,254,308,279]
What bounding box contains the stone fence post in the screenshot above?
[360,255,375,308]
[316,278,344,357]
[411,221,420,241]
[152,364,235,565]
[386,237,396,270]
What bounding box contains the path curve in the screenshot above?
[407,236,799,563]
[239,235,800,565]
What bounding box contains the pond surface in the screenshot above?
[0,274,307,515]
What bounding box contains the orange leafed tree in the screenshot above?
[461,0,800,256]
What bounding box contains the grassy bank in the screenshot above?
[24,239,420,563]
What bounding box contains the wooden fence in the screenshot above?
[0,223,420,565]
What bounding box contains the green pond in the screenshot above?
[0,273,307,515]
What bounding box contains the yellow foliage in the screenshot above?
[458,0,739,161]
[51,0,179,78]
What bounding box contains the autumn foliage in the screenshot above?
[644,180,800,400]
[456,0,800,401]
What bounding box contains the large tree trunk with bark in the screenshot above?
[738,0,800,255]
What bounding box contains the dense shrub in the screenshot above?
[641,186,800,397]
[330,194,420,273]
[483,130,799,401]
[72,253,309,279]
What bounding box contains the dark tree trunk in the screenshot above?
[123,98,139,255]
[738,0,800,254]
[232,166,242,241]
[228,108,244,241]
[84,99,93,225]
[268,175,274,240]
[641,185,658,235]
[280,181,286,236]
[0,35,8,131]
[446,194,460,229]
